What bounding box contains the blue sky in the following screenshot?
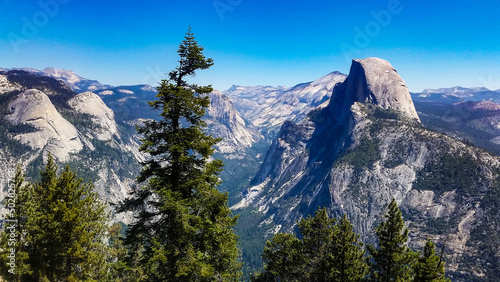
[1,0,499,92]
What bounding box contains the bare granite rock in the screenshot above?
[68,91,119,141]
[328,57,420,122]
[6,89,83,161]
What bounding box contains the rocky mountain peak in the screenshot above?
[329,57,420,122]
[68,92,119,141]
[6,89,83,161]
[206,90,263,158]
[43,67,82,84]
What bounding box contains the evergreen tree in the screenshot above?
[367,198,418,281]
[34,155,109,281]
[253,209,368,282]
[253,233,304,281]
[413,240,449,282]
[118,27,241,281]
[328,215,369,282]
[107,223,145,282]
[0,156,109,281]
[0,165,37,281]
[299,208,336,282]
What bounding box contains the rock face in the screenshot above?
[0,74,21,92]
[328,58,420,122]
[68,92,119,141]
[206,90,263,159]
[226,72,347,139]
[7,89,83,161]
[0,73,139,224]
[235,58,500,281]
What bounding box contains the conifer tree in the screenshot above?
[34,155,108,281]
[367,198,418,281]
[0,165,37,281]
[329,215,369,282]
[299,208,336,282]
[1,156,109,281]
[254,233,304,281]
[107,223,145,282]
[118,27,241,281]
[413,240,449,282]
[253,209,368,282]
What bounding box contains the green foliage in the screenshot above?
[4,123,38,134]
[2,155,107,281]
[373,108,400,120]
[414,240,449,282]
[58,107,99,132]
[0,118,35,158]
[413,100,500,156]
[382,139,416,169]
[24,153,45,181]
[256,233,304,281]
[118,27,241,281]
[254,208,368,282]
[329,215,370,281]
[413,154,483,197]
[4,70,76,107]
[422,218,450,235]
[0,156,109,281]
[216,139,268,206]
[106,223,145,282]
[367,199,419,281]
[233,208,270,281]
[37,155,108,281]
[0,165,36,281]
[338,135,380,170]
[460,179,500,280]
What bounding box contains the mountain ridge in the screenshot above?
[2,64,500,280]
[234,58,500,280]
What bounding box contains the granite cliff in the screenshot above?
[234,58,500,281]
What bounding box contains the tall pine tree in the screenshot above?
[0,156,109,281]
[118,27,241,281]
[254,233,304,281]
[367,198,418,281]
[253,209,368,282]
[299,208,336,282]
[34,154,109,281]
[329,215,369,282]
[413,239,449,282]
[0,165,37,281]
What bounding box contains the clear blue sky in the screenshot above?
[1,0,499,91]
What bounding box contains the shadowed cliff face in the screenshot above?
[235,58,500,281]
[235,57,422,210]
[328,58,420,122]
[7,89,84,161]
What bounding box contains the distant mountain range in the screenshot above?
[1,62,500,281]
[233,58,500,280]
[412,86,500,104]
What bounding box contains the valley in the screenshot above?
[1,60,500,281]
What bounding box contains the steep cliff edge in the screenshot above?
[6,89,83,161]
[235,58,500,281]
[68,91,119,141]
